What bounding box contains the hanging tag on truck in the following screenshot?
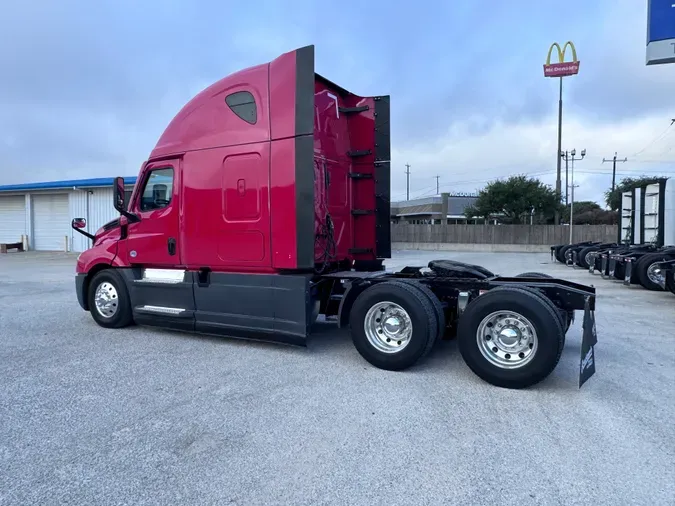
[579,295,597,388]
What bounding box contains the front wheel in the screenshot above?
[349,281,438,371]
[87,269,134,328]
[457,286,565,389]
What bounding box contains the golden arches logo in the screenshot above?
[546,41,578,65]
[543,41,580,77]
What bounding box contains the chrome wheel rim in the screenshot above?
[477,311,538,369]
[364,301,413,354]
[585,252,594,266]
[94,281,119,318]
[647,263,664,285]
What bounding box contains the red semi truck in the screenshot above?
[72,45,598,389]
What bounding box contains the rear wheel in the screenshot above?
[636,253,673,291]
[457,286,565,389]
[577,247,597,269]
[87,269,133,329]
[389,279,446,341]
[557,245,572,264]
[349,281,438,371]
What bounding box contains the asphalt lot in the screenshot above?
[1,250,674,506]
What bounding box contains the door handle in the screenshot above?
[168,237,176,256]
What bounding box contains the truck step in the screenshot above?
[351,209,374,216]
[349,248,373,254]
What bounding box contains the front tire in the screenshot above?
[349,281,438,371]
[87,269,133,329]
[457,286,565,389]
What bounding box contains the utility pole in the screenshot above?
[434,175,440,195]
[567,148,586,244]
[560,150,570,206]
[405,164,411,201]
[602,152,627,193]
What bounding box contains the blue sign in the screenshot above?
[648,0,675,42]
[647,0,675,65]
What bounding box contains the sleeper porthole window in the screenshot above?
[225,91,257,125]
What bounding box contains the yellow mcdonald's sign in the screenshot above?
[544,41,580,77]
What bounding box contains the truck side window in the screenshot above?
[139,168,174,211]
[225,91,257,124]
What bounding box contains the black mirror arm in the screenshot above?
[120,210,141,223]
[71,222,96,241]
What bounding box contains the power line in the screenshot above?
[631,119,675,158]
[391,170,558,201]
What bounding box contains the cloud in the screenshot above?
[391,114,675,204]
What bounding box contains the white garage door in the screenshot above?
[0,195,26,244]
[33,194,70,251]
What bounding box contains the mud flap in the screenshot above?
[600,256,608,278]
[588,254,596,274]
[579,296,597,388]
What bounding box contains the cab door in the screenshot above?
[124,160,181,267]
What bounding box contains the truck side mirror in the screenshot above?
[72,218,86,229]
[113,177,126,212]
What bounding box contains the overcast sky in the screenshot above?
[1,0,674,205]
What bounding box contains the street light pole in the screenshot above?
[568,148,586,244]
[555,77,563,225]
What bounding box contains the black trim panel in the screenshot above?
[638,187,644,245]
[117,268,197,331]
[193,272,313,346]
[293,44,316,269]
[294,45,315,137]
[75,274,87,310]
[295,134,315,269]
[374,96,391,259]
[658,179,666,247]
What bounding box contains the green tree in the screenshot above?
[605,176,667,211]
[464,175,559,224]
[561,201,600,222]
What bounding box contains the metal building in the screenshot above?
[0,177,136,252]
[390,194,479,224]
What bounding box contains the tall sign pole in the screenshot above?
[544,41,580,225]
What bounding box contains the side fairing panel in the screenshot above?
[180,144,272,270]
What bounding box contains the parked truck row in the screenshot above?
[551,180,675,295]
[72,45,598,390]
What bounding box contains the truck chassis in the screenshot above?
[76,258,597,390]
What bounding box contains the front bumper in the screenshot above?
[75,273,88,310]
